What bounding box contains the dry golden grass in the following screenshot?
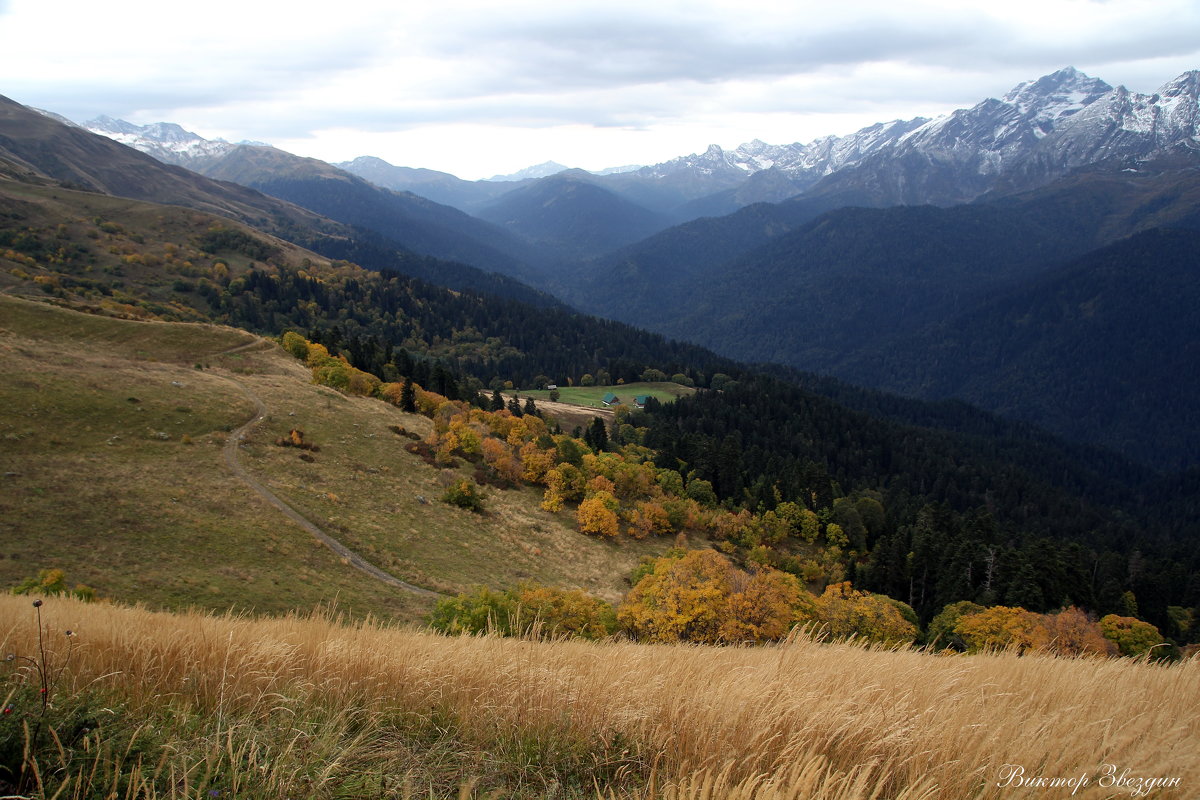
[2,596,1195,799]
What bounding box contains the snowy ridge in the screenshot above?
[630,66,1197,208]
[1032,71,1200,171]
[82,116,239,168]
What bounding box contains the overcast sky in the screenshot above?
[3,0,1198,179]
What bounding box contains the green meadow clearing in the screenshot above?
[512,381,695,409]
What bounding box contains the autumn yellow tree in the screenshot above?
[719,569,815,643]
[617,550,733,644]
[953,605,1050,653]
[809,582,919,645]
[577,491,620,538]
[541,463,586,512]
[458,422,484,457]
[519,440,555,483]
[617,550,816,645]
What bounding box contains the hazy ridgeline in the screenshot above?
[2,596,1195,799]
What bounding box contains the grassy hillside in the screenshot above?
[3,595,1197,798]
[0,295,666,619]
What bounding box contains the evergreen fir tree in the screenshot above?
[400,377,416,413]
[588,417,608,452]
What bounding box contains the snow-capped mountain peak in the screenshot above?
[1156,70,1200,99]
[81,116,240,167]
[1001,66,1113,133]
[32,107,83,129]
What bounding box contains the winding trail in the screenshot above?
[215,342,438,597]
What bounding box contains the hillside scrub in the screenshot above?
[287,332,869,596]
[1,596,1197,799]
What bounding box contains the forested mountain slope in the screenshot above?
[0,95,554,305]
[195,143,552,282]
[832,227,1200,468]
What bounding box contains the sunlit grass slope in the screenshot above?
[0,295,666,619]
[2,595,1196,799]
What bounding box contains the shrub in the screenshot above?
[10,569,96,602]
[1100,614,1164,657]
[430,587,514,635]
[441,477,484,512]
[429,583,616,640]
[511,584,617,640]
[280,330,309,361]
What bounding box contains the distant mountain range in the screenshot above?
[486,161,572,182]
[78,67,1199,224]
[32,66,1200,467]
[352,66,1200,218]
[75,66,1200,253]
[558,157,1200,468]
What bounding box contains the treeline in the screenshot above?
[860,503,1200,636]
[433,551,1179,659]
[636,374,1200,630]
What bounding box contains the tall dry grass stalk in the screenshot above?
[1,595,1195,798]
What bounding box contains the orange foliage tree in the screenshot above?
[1042,606,1116,656]
[953,605,1050,653]
[625,500,673,539]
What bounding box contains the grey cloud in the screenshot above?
[404,1,1199,111]
[14,0,1199,158]
[10,21,390,123]
[426,16,992,96]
